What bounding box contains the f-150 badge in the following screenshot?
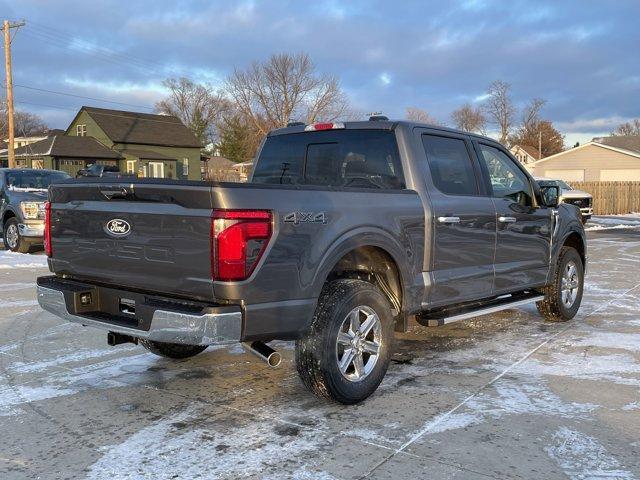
[284,212,327,225]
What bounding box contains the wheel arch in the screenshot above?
[312,228,413,332]
[561,231,586,266]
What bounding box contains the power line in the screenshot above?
[21,29,167,75]
[22,23,170,77]
[12,83,154,110]
[28,20,167,70]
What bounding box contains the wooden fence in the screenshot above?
[569,181,640,215]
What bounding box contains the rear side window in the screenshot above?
[252,130,405,189]
[422,135,479,196]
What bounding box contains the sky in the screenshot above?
[2,0,639,146]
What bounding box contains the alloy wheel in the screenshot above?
[335,305,382,382]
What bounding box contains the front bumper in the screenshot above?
[19,221,44,239]
[580,208,593,217]
[36,277,242,346]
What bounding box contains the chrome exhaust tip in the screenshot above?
[242,341,282,368]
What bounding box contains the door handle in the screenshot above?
[437,216,461,224]
[498,216,517,223]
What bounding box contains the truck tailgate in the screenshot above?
[48,181,215,301]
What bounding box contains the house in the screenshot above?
[232,160,253,182]
[1,131,59,167]
[510,145,540,171]
[9,135,123,172]
[65,106,202,179]
[203,156,238,181]
[531,136,640,181]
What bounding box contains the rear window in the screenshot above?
[252,130,405,189]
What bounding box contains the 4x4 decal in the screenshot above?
[283,212,327,225]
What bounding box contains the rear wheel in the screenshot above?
[295,279,394,404]
[537,246,584,322]
[139,339,207,359]
[3,218,30,253]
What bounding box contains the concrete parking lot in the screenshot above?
[1,219,639,480]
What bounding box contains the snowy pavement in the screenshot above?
[1,222,639,479]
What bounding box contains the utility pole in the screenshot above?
[3,20,25,169]
[538,130,542,160]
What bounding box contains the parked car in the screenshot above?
[76,164,135,179]
[1,169,71,252]
[37,119,586,404]
[535,177,593,223]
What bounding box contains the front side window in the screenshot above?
[478,144,533,205]
[422,135,479,196]
[252,130,404,189]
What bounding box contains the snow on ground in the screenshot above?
[586,214,640,232]
[0,249,48,269]
[545,427,635,480]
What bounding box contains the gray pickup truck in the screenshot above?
[1,168,71,252]
[37,119,586,404]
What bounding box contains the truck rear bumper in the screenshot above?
[36,278,242,346]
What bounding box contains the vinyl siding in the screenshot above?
[533,144,640,181]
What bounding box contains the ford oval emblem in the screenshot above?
[105,219,131,237]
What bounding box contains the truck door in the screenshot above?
[420,132,497,307]
[474,141,552,292]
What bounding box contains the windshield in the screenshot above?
[537,179,572,190]
[6,170,71,190]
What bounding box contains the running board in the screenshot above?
[419,293,545,327]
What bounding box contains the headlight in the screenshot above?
[20,202,45,219]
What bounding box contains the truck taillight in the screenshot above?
[211,209,272,281]
[304,122,345,131]
[44,201,52,257]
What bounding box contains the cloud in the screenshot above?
[1,0,637,139]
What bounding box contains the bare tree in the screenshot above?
[520,98,546,133]
[484,80,515,145]
[156,77,229,146]
[451,103,486,134]
[611,118,640,136]
[405,107,439,124]
[0,104,48,138]
[225,52,349,135]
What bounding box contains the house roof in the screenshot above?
[122,149,177,161]
[207,156,235,170]
[593,136,640,154]
[531,141,640,165]
[517,145,541,160]
[11,135,123,159]
[73,106,201,148]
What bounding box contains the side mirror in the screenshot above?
[540,185,560,208]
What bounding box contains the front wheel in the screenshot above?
[139,339,207,359]
[537,246,584,322]
[3,218,30,253]
[295,279,394,404]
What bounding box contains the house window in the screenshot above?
[126,160,136,174]
[76,124,87,136]
[182,158,189,176]
[148,162,164,178]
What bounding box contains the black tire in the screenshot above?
[139,339,207,359]
[537,246,584,322]
[295,279,394,404]
[3,217,30,253]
